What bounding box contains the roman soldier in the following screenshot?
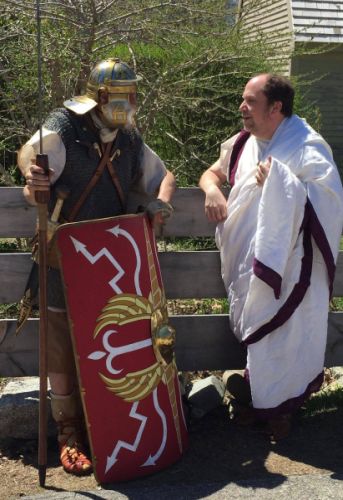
[17,58,185,479]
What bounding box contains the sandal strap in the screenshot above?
[56,417,85,446]
[60,442,92,475]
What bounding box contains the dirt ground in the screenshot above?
[1,398,343,499]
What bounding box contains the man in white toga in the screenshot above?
[199,73,343,440]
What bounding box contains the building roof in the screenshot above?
[292,0,343,42]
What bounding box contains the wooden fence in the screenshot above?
[0,186,342,376]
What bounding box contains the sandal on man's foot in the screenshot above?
[60,442,92,476]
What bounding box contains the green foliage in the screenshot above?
[292,75,322,131]
[0,302,20,319]
[168,298,229,315]
[301,382,343,418]
[331,297,343,311]
[163,237,218,251]
[0,238,30,252]
[0,240,18,252]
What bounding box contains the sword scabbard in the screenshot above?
[50,185,70,224]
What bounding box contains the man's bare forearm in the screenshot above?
[199,169,225,193]
[199,168,228,222]
[157,169,176,203]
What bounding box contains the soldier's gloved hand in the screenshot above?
[145,199,174,225]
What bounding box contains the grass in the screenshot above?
[0,238,31,253]
[330,297,343,310]
[168,298,229,316]
[158,237,218,252]
[0,303,21,318]
[301,369,343,418]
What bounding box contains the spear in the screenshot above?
[35,0,50,487]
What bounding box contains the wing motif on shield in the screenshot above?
[99,362,162,402]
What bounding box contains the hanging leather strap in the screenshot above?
[67,141,113,222]
[105,149,125,211]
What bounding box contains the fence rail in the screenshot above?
[1,187,342,376]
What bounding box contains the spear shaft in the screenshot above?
[35,0,49,487]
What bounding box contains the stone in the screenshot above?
[187,375,225,419]
[178,371,191,397]
[0,377,55,439]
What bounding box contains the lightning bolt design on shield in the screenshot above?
[107,224,142,295]
[105,400,147,474]
[141,388,167,467]
[70,236,125,294]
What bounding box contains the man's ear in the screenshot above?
[271,100,282,114]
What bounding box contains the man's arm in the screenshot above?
[18,127,65,206]
[148,169,176,226]
[199,163,228,222]
[156,169,176,203]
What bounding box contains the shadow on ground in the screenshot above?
[1,404,343,498]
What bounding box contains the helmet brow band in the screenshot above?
[107,86,136,93]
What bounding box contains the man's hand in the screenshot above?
[199,164,227,223]
[204,185,227,222]
[23,161,53,206]
[25,162,52,191]
[255,157,271,186]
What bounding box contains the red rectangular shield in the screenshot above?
[56,214,188,483]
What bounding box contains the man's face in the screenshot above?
[239,75,276,140]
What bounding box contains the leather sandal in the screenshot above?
[51,391,92,475]
[56,417,92,476]
[60,442,92,476]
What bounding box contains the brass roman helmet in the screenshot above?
[64,58,141,126]
[86,58,141,101]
